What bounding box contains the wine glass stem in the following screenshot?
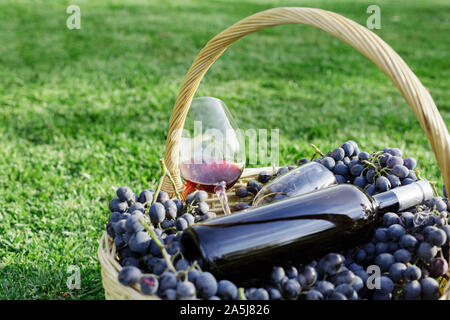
[215,181,231,216]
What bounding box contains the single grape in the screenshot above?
[375,228,390,242]
[329,270,355,286]
[235,187,249,198]
[276,167,289,176]
[181,213,195,226]
[246,288,270,300]
[365,184,377,196]
[175,258,190,271]
[113,219,127,234]
[160,289,177,300]
[350,164,364,176]
[156,191,169,204]
[109,198,128,213]
[358,152,370,162]
[282,279,301,299]
[175,218,188,231]
[331,148,345,162]
[159,272,178,292]
[394,249,411,263]
[420,277,440,300]
[125,215,145,234]
[314,281,335,296]
[403,280,421,300]
[138,189,154,205]
[217,280,238,300]
[376,276,394,295]
[128,231,151,254]
[267,287,282,300]
[297,158,310,166]
[321,157,336,170]
[109,211,121,224]
[195,272,218,299]
[383,212,400,227]
[416,242,437,260]
[305,289,324,300]
[164,200,178,220]
[118,266,142,286]
[140,275,159,295]
[319,253,344,276]
[257,171,272,183]
[149,203,166,224]
[379,153,391,166]
[195,202,210,215]
[376,176,391,192]
[334,163,349,176]
[194,190,208,203]
[388,224,405,240]
[341,142,355,157]
[285,266,298,279]
[188,269,200,283]
[386,156,403,169]
[403,157,417,170]
[353,176,367,189]
[429,197,447,212]
[365,169,377,184]
[429,257,448,277]
[387,174,401,188]
[176,281,197,299]
[392,165,409,179]
[271,266,285,285]
[388,262,406,281]
[117,187,134,202]
[375,253,395,272]
[402,178,415,185]
[129,202,145,214]
[328,292,347,300]
[247,180,263,194]
[235,202,250,211]
[400,234,418,251]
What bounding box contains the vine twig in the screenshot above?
[139,218,176,273]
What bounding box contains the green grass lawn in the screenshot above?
[0,0,448,299]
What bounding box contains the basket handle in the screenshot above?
[161,7,450,194]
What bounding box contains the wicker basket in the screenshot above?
[98,7,450,300]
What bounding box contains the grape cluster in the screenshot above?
[107,186,234,299]
[311,141,420,195]
[262,199,449,300]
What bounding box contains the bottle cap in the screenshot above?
[391,179,434,211]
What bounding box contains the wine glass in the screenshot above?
[179,97,245,215]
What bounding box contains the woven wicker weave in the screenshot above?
[98,7,450,300]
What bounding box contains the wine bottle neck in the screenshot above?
[373,179,433,213]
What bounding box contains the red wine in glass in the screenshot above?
[178,97,246,215]
[180,158,243,193]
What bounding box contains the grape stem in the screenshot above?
[362,160,378,170]
[310,144,324,157]
[139,218,176,273]
[238,287,247,300]
[159,158,182,201]
[152,172,166,205]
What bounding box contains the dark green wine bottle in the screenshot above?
[181,180,433,282]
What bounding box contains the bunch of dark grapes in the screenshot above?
[107,187,238,300]
[311,141,420,195]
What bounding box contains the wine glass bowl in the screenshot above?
[179,97,245,214]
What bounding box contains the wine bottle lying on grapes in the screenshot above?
[181,180,433,283]
[252,161,337,207]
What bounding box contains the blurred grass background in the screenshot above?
[0,0,448,299]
